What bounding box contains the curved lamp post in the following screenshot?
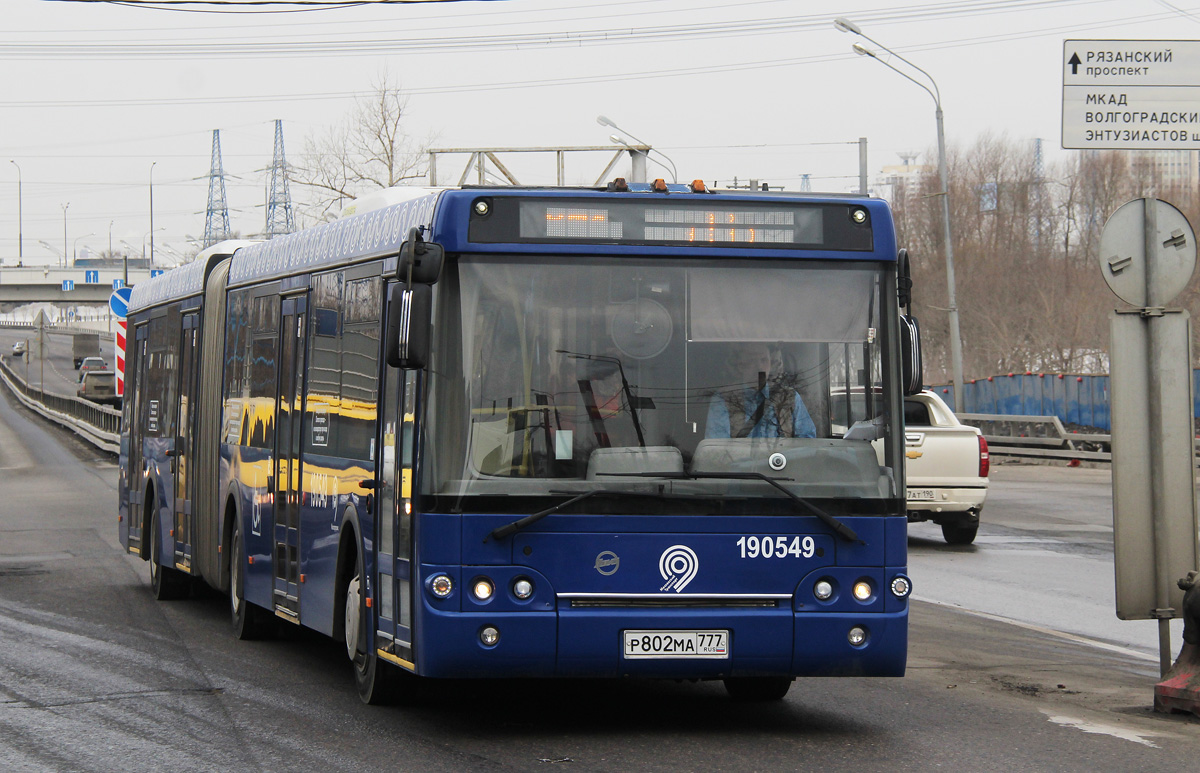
[596,115,678,183]
[836,17,965,409]
[10,160,22,262]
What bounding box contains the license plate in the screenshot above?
[623,630,729,659]
[908,488,937,501]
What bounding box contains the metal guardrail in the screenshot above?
[0,354,120,454]
[958,412,1116,462]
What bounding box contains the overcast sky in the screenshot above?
[3,0,1199,267]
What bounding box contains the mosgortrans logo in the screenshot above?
[594,550,620,576]
[659,545,698,592]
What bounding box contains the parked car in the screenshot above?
[11,341,27,358]
[904,390,990,544]
[78,356,109,382]
[77,370,120,406]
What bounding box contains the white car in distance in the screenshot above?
[904,389,990,544]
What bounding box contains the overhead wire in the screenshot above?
[1,0,1131,59]
[0,5,1186,110]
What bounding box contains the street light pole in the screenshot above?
[61,202,69,269]
[10,160,22,263]
[149,161,157,269]
[596,115,677,184]
[74,232,95,260]
[836,18,966,409]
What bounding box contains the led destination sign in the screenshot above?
[468,197,874,251]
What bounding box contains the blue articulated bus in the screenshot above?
[119,180,923,703]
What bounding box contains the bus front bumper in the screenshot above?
[413,605,908,679]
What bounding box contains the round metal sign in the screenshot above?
[1098,198,1196,307]
[109,286,133,319]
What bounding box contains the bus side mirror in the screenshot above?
[397,227,444,285]
[386,282,432,369]
[900,314,923,396]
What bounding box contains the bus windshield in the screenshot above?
[425,255,901,513]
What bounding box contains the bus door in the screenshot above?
[273,295,308,621]
[126,324,149,553]
[171,313,199,573]
[376,361,417,669]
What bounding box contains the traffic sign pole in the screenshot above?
[1104,198,1200,678]
[109,286,132,397]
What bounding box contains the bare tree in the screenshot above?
[894,136,1129,383]
[293,72,434,220]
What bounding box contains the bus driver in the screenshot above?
[706,342,817,439]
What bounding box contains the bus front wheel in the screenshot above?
[150,507,190,601]
[230,519,273,640]
[344,549,395,705]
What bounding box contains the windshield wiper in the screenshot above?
[486,491,600,542]
[634,471,860,544]
[485,487,674,542]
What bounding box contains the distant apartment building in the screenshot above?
[875,152,930,204]
[1129,149,1200,193]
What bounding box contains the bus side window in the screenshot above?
[247,295,279,450]
[341,276,382,461]
[305,270,342,456]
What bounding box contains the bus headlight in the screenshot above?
[890,575,912,599]
[814,580,834,601]
[848,626,868,647]
[429,574,453,598]
[852,580,873,601]
[472,578,495,601]
[480,626,500,646]
[513,578,534,600]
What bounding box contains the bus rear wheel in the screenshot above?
[723,677,793,701]
[230,519,273,640]
[344,551,395,705]
[150,508,190,600]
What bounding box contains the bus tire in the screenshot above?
[941,521,978,545]
[230,518,273,640]
[723,677,792,701]
[345,547,395,705]
[150,506,190,601]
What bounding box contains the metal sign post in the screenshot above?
[109,287,132,397]
[1103,197,1199,676]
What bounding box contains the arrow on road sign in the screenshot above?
[109,286,133,319]
[1068,52,1081,74]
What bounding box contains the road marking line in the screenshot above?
[1042,711,1162,747]
[914,596,1159,663]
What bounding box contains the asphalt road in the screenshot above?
[908,462,1180,664]
[0,384,1198,772]
[0,327,118,399]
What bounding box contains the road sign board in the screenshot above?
[112,279,125,290]
[1063,40,1200,149]
[1099,198,1196,307]
[85,270,99,284]
[1110,311,1198,621]
[109,286,133,319]
[150,269,164,278]
[61,279,74,291]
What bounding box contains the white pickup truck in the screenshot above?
[904,389,990,544]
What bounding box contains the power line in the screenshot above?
[0,7,1177,111]
[2,0,1120,60]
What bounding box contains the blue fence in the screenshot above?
[932,373,1120,431]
